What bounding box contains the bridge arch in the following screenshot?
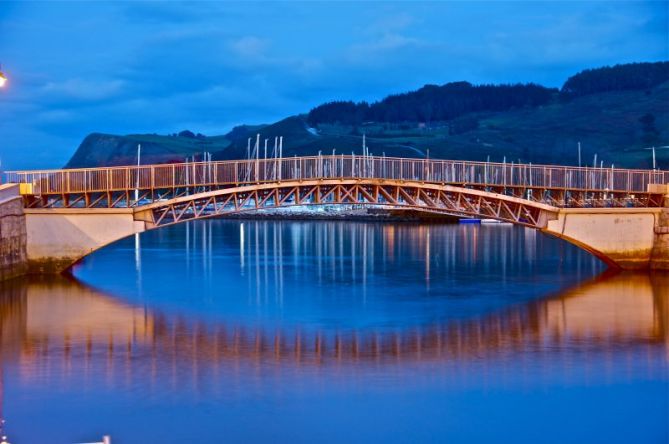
[25,177,653,273]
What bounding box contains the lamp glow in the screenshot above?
[0,74,6,88]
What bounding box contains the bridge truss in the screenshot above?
[134,180,558,229]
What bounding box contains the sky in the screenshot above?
[0,1,667,169]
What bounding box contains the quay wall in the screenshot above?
[0,184,28,280]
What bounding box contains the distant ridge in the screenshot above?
[66,61,669,170]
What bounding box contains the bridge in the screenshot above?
[2,155,669,273]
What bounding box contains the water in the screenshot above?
[1,220,667,443]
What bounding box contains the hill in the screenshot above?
[66,61,669,169]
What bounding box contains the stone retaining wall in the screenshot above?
[0,184,27,280]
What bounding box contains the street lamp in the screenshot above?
[0,63,6,88]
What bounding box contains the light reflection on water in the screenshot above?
[0,221,667,443]
[75,221,606,330]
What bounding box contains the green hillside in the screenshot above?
[66,62,669,170]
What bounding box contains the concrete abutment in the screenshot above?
[23,209,146,274]
[543,205,669,270]
[650,208,669,270]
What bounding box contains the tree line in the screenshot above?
[307,61,669,126]
[307,82,556,126]
[561,61,669,98]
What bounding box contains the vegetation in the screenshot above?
[307,82,556,126]
[561,61,669,98]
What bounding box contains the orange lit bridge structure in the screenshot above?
[4,155,669,271]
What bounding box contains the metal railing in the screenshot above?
[4,155,668,196]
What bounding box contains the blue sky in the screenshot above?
[0,1,667,169]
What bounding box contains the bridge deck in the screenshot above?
[5,155,668,209]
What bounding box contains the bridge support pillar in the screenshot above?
[24,209,146,273]
[543,207,668,270]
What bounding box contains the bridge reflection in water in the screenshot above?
[1,271,666,388]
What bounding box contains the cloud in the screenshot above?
[344,11,426,62]
[120,2,216,24]
[352,33,424,53]
[229,36,270,59]
[41,78,125,102]
[367,12,417,34]
[36,109,77,124]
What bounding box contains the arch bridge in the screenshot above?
[3,155,669,272]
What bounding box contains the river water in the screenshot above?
[0,220,667,443]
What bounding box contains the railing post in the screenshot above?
[563,167,567,190]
